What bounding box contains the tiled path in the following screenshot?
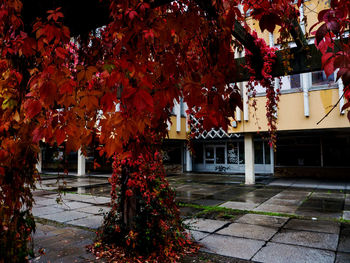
[32,173,350,262]
[31,223,96,263]
[186,215,350,262]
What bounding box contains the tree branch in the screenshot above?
[317,92,344,125]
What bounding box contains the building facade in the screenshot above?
[37,0,350,183]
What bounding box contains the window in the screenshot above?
[193,142,203,164]
[227,143,239,164]
[254,141,271,165]
[264,141,271,164]
[290,74,301,89]
[312,71,334,86]
[216,147,225,164]
[254,141,264,164]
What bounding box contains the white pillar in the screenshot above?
[185,146,192,172]
[270,146,274,174]
[243,83,249,121]
[174,99,181,132]
[77,148,86,176]
[336,69,345,114]
[300,4,306,34]
[36,148,42,173]
[184,102,190,132]
[244,133,255,185]
[301,72,311,117]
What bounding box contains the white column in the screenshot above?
[184,102,190,132]
[174,99,181,132]
[299,4,306,34]
[236,106,242,121]
[185,146,192,172]
[336,69,345,114]
[244,133,255,185]
[77,148,86,176]
[301,72,311,117]
[36,148,42,173]
[243,83,249,121]
[270,146,274,174]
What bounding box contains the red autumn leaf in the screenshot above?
[21,37,36,56]
[316,24,328,44]
[259,13,281,33]
[47,7,64,22]
[24,99,42,119]
[128,10,138,20]
[322,53,335,78]
[55,47,68,59]
[133,89,154,112]
[39,81,57,105]
[60,79,76,94]
[101,92,117,112]
[54,128,66,146]
[341,101,350,112]
[32,126,44,143]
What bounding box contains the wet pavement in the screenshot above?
[31,173,350,262]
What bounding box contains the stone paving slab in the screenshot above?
[200,233,265,260]
[84,196,110,205]
[184,218,230,233]
[54,201,93,211]
[35,198,61,206]
[338,225,350,252]
[67,215,104,229]
[295,209,343,219]
[39,211,90,223]
[192,199,225,206]
[252,242,335,263]
[284,219,340,234]
[219,201,258,210]
[31,223,96,263]
[32,206,65,217]
[234,213,288,228]
[262,198,303,206]
[61,193,96,202]
[336,252,350,263]
[77,205,110,215]
[271,229,339,251]
[216,222,279,241]
[253,204,298,214]
[189,230,209,241]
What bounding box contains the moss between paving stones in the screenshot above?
[179,202,350,224]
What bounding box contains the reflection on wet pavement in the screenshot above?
[35,173,350,220]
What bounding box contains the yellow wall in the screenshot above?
[228,88,350,133]
[168,116,188,139]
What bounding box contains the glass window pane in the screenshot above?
[227,143,238,164]
[290,74,301,89]
[216,147,225,164]
[312,71,334,86]
[239,141,245,164]
[193,143,203,164]
[205,147,214,159]
[264,141,271,164]
[254,141,264,164]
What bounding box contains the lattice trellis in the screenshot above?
[189,114,240,139]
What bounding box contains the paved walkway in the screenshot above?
[32,173,350,262]
[30,223,96,263]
